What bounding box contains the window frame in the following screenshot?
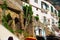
[43,16,46,23]
[55,10,57,16]
[34,0,38,3]
[51,6,53,12]
[41,1,49,10]
[52,19,54,25]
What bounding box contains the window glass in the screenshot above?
[51,6,53,12]
[52,19,54,25]
[56,22,58,24]
[41,2,49,10]
[43,16,46,23]
[55,10,57,16]
[34,0,38,3]
[35,27,40,35]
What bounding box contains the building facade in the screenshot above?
[22,0,59,36]
[0,0,59,40]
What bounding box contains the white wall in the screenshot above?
[0,24,19,40]
[22,0,59,32]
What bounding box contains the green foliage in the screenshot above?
[6,13,12,22]
[23,5,33,23]
[1,0,7,10]
[2,15,14,33]
[1,0,13,33]
[17,29,24,34]
[23,32,29,37]
[34,16,39,21]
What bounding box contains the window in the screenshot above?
[34,0,38,3]
[41,2,49,10]
[52,19,54,25]
[41,2,43,8]
[48,19,50,25]
[35,27,39,35]
[51,6,53,12]
[43,16,46,23]
[55,10,57,16]
[56,22,58,24]
[44,3,49,10]
[35,27,42,36]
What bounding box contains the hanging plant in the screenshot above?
[34,16,39,21]
[23,5,33,37]
[23,5,33,25]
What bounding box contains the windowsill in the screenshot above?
[41,8,48,13]
[51,12,59,20]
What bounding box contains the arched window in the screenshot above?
[51,6,53,12]
[8,36,13,40]
[52,19,54,25]
[34,0,38,3]
[41,2,49,10]
[55,10,57,16]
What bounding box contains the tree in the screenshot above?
[23,5,33,37]
[23,5,33,28]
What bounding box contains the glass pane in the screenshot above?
[41,2,49,10]
[34,0,38,3]
[55,10,57,16]
[51,6,53,12]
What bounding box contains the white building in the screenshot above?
[22,0,59,36]
[0,24,19,40]
[0,0,59,40]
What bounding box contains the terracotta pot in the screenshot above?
[25,37,36,40]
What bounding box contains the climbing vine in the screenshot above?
[34,15,39,21]
[23,5,33,37]
[1,0,14,33]
[23,5,33,26]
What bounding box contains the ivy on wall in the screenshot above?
[2,14,14,33]
[1,0,14,33]
[23,5,33,37]
[34,15,39,21]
